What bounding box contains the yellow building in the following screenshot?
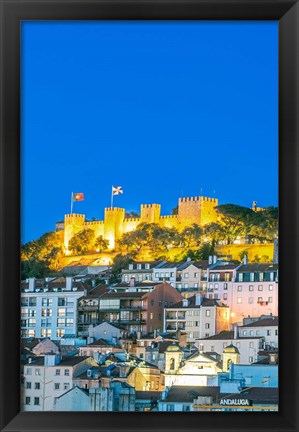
[62,195,218,253]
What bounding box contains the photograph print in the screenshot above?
[21,21,278,412]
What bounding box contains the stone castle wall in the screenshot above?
[63,195,218,253]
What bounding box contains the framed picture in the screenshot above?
[0,0,298,431]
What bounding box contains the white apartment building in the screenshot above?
[238,317,278,349]
[196,330,265,364]
[21,277,86,339]
[204,263,278,323]
[164,294,230,342]
[22,354,98,411]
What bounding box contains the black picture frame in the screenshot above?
[0,0,298,431]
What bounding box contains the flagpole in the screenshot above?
[111,186,113,209]
[70,192,73,214]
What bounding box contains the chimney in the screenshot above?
[243,254,248,265]
[195,293,202,306]
[28,277,35,292]
[129,277,135,287]
[208,256,213,265]
[213,255,217,264]
[66,277,72,291]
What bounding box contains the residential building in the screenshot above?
[22,354,98,411]
[121,261,161,283]
[158,386,220,412]
[196,330,265,365]
[21,277,87,339]
[238,317,278,349]
[97,281,182,336]
[164,294,230,342]
[87,321,127,346]
[77,284,109,337]
[176,261,209,293]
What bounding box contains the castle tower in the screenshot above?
[164,344,183,374]
[64,214,85,254]
[222,344,240,372]
[104,207,125,249]
[140,204,161,224]
[178,196,218,228]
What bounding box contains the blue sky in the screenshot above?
[21,21,278,243]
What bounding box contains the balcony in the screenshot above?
[177,315,186,320]
[78,305,99,311]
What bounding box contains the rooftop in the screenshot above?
[240,317,278,328]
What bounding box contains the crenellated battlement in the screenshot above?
[84,220,104,226]
[141,204,160,209]
[62,194,219,253]
[105,207,125,213]
[160,215,178,219]
[65,213,85,220]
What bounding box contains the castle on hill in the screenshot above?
[58,195,218,254]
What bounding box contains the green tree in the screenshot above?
[68,229,95,255]
[94,236,109,253]
[181,224,203,247]
[109,254,134,284]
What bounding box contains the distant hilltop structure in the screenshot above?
[57,195,218,253]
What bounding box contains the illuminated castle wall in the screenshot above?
[63,196,218,253]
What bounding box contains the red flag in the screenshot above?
[72,192,84,202]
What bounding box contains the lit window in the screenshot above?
[237,297,242,304]
[268,297,273,303]
[269,285,273,291]
[237,286,242,292]
[205,310,210,317]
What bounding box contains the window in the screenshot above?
[268,297,273,303]
[224,273,230,282]
[155,272,159,278]
[26,368,32,375]
[129,264,133,270]
[267,330,271,336]
[236,342,240,348]
[224,283,228,290]
[166,404,174,411]
[269,284,273,291]
[258,285,263,291]
[249,285,254,291]
[205,323,210,329]
[150,313,153,319]
[223,293,228,300]
[239,273,243,282]
[54,383,60,390]
[243,331,247,336]
[184,273,189,279]
[205,333,210,337]
[194,272,199,278]
[29,297,37,307]
[26,382,31,389]
[137,264,141,269]
[34,397,40,406]
[248,297,253,304]
[249,330,253,336]
[249,356,254,363]
[64,383,70,390]
[28,329,36,337]
[57,329,65,337]
[183,405,191,411]
[258,297,263,302]
[28,318,36,327]
[25,397,31,405]
[35,369,41,376]
[55,369,61,376]
[237,297,242,304]
[259,273,264,282]
[64,369,70,376]
[250,273,254,282]
[42,298,52,307]
[184,284,189,289]
[214,283,218,289]
[237,285,242,292]
[57,318,65,327]
[205,309,210,317]
[58,298,66,306]
[170,272,174,277]
[35,382,40,389]
[250,342,254,348]
[160,272,164,278]
[58,308,66,316]
[275,330,278,336]
[145,263,150,269]
[270,272,274,281]
[66,318,74,327]
[211,346,215,352]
